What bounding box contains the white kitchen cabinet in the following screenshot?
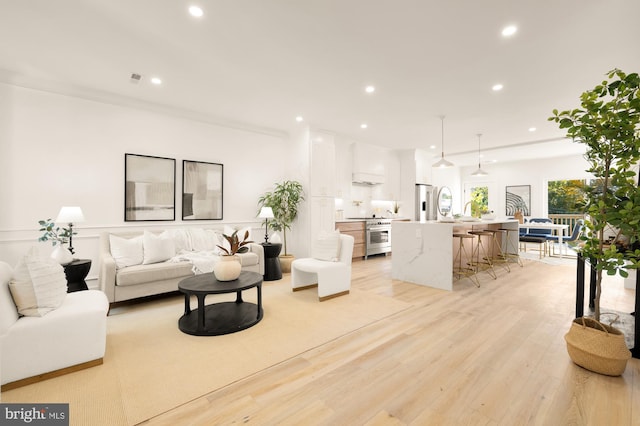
[373,150,401,201]
[414,149,433,185]
[309,196,336,244]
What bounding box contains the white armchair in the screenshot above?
[1,261,109,390]
[291,234,354,301]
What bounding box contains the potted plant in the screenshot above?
[38,218,74,264]
[549,69,640,375]
[257,180,304,272]
[213,229,253,281]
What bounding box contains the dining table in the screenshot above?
[519,222,570,258]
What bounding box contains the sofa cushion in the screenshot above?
[8,248,67,317]
[116,261,194,287]
[189,228,221,252]
[237,252,259,267]
[110,234,144,269]
[161,229,192,253]
[143,231,176,264]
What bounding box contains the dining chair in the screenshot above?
[546,219,584,257]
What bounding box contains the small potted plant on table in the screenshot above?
[214,229,253,281]
[38,218,74,264]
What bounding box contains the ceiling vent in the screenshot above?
[130,73,142,84]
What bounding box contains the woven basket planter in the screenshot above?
[564,317,631,376]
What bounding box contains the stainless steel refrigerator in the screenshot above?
[415,184,437,221]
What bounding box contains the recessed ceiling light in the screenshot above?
[502,25,517,37]
[151,77,162,85]
[492,83,503,91]
[365,85,375,94]
[529,127,537,132]
[295,116,304,123]
[189,6,204,17]
[429,145,437,149]
[360,123,368,129]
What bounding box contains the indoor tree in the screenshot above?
[257,180,304,256]
[549,68,640,321]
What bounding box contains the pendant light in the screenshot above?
[432,115,454,168]
[471,133,488,176]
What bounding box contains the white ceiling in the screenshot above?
[1,0,638,166]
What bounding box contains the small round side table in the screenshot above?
[63,259,91,292]
[261,243,282,281]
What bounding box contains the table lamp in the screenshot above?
[56,206,85,255]
[258,207,274,244]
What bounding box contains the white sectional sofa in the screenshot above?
[99,228,264,304]
[1,260,109,390]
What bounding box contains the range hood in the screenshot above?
[352,172,385,185]
[351,142,386,185]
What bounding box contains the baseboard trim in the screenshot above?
[1,358,104,392]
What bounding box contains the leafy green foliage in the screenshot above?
[469,186,489,217]
[216,229,253,256]
[257,180,305,255]
[549,69,640,320]
[38,219,72,246]
[547,180,588,214]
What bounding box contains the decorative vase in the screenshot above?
[213,255,242,281]
[270,232,282,244]
[51,244,73,265]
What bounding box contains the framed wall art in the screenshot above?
[505,185,531,216]
[124,153,176,221]
[182,160,224,220]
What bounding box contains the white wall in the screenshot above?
[0,83,288,279]
[458,154,591,218]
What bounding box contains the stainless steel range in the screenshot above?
[365,218,392,259]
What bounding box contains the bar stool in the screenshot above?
[453,233,480,287]
[499,227,523,267]
[482,229,511,273]
[468,230,497,279]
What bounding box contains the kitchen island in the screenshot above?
[391,219,519,291]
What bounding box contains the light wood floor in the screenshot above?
[142,255,639,426]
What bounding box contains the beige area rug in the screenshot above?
[1,277,411,425]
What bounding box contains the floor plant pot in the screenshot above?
[279,255,295,273]
[564,317,631,376]
[213,255,241,281]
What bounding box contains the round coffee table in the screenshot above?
[178,271,263,336]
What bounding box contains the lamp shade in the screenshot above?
[258,207,274,219]
[56,206,85,224]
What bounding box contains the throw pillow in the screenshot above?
[143,231,176,264]
[109,234,144,269]
[162,229,192,252]
[312,230,342,262]
[8,247,67,317]
[189,228,218,252]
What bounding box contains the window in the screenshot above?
[547,179,587,214]
[465,184,489,217]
